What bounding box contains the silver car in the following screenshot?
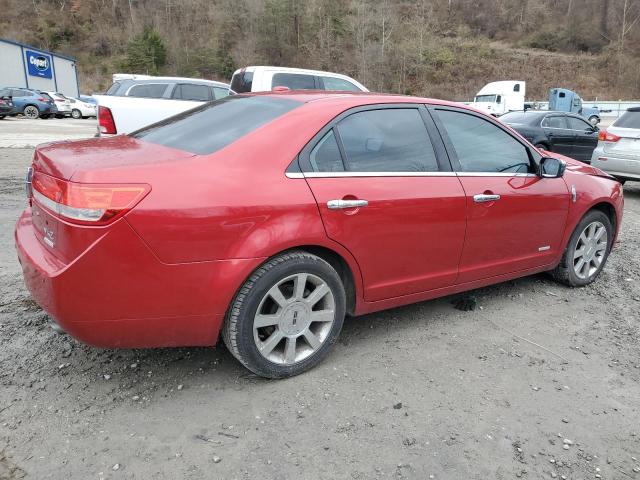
[591,107,640,182]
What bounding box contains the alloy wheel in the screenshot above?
[253,272,336,365]
[573,221,607,280]
[24,106,39,119]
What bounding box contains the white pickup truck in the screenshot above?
[95,76,230,136]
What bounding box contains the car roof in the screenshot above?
[246,90,462,107]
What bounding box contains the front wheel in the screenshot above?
[589,116,600,126]
[23,105,39,119]
[550,210,612,287]
[71,109,82,119]
[222,251,346,378]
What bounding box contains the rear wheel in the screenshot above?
[222,251,346,378]
[589,115,600,126]
[551,210,612,287]
[71,109,82,119]
[23,105,39,119]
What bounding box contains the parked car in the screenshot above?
[16,92,623,378]
[95,76,230,135]
[0,93,15,119]
[78,95,97,105]
[44,91,72,118]
[500,110,599,163]
[0,87,57,119]
[230,66,368,94]
[591,107,640,183]
[67,97,97,119]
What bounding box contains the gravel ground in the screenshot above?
[1,147,639,480]
[0,117,96,148]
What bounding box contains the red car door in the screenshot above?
[298,106,467,302]
[431,106,570,283]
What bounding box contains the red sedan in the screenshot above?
[15,92,623,378]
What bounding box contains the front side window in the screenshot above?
[320,76,361,92]
[212,87,230,100]
[335,109,438,172]
[132,96,301,155]
[272,73,316,90]
[172,84,211,101]
[567,116,591,131]
[230,71,253,93]
[436,109,531,173]
[127,83,168,98]
[542,116,567,129]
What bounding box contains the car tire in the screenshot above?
[0,115,5,120]
[23,105,39,119]
[588,116,600,126]
[550,209,612,287]
[71,109,82,119]
[222,250,346,379]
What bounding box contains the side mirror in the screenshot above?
[540,157,566,178]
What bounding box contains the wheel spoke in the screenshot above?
[591,256,602,268]
[268,285,289,308]
[574,257,585,275]
[305,284,329,308]
[595,226,606,241]
[293,273,308,301]
[594,241,607,252]
[578,232,588,246]
[580,260,590,277]
[310,310,334,323]
[254,313,281,328]
[303,330,321,350]
[259,330,283,356]
[587,223,596,238]
[284,337,297,364]
[574,247,586,259]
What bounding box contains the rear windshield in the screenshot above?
[613,109,640,129]
[230,71,254,94]
[132,96,302,155]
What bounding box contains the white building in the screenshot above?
[0,38,80,97]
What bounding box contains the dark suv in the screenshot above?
[0,88,57,119]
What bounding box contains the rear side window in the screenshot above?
[172,84,211,101]
[132,96,301,155]
[614,109,640,129]
[127,83,168,98]
[230,71,253,93]
[310,130,344,172]
[436,109,531,173]
[105,82,121,95]
[336,109,438,172]
[542,116,567,129]
[320,76,361,92]
[272,73,316,90]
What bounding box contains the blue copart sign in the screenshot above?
[26,50,53,79]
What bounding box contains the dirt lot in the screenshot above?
[1,144,639,480]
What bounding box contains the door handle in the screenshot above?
[473,194,501,203]
[327,199,368,210]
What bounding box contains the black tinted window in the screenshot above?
[272,73,316,90]
[127,83,168,98]
[336,109,438,172]
[132,96,301,155]
[172,84,211,101]
[230,71,253,93]
[500,112,542,125]
[567,116,591,130]
[437,109,531,173]
[614,110,640,129]
[310,130,344,172]
[542,116,567,129]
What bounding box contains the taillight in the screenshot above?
[31,171,149,225]
[598,130,620,142]
[98,106,117,134]
[37,97,47,102]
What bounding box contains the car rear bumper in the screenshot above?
[15,209,264,348]
[591,149,640,179]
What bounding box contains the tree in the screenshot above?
[121,26,167,75]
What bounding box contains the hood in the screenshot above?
[33,135,195,181]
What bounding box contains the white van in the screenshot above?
[229,66,368,94]
[470,81,525,116]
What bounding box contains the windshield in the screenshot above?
[613,109,640,129]
[132,96,302,155]
[474,95,497,103]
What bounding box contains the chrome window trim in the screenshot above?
[286,171,536,179]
